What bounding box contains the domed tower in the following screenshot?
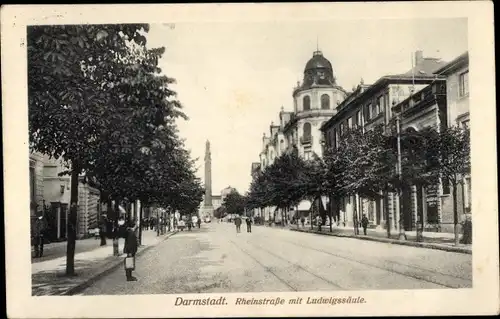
[303,50,336,87]
[290,50,347,159]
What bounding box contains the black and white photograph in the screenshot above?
[2,2,498,318]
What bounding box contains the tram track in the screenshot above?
[229,238,347,291]
[256,233,471,289]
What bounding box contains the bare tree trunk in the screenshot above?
[113,199,120,256]
[385,191,391,239]
[309,200,313,230]
[138,200,143,246]
[453,181,460,246]
[329,196,333,232]
[65,162,80,276]
[397,189,406,240]
[353,195,358,235]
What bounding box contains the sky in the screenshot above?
[144,18,468,195]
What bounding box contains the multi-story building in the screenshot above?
[254,50,348,222]
[433,52,470,232]
[321,50,447,230]
[29,154,102,241]
[29,152,45,215]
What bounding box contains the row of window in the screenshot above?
[325,92,389,147]
[302,94,333,111]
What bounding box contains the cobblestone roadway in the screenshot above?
[81,222,472,295]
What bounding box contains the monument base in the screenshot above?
[199,206,214,219]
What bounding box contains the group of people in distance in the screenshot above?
[234,215,252,233]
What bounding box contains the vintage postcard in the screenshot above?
[2,2,498,318]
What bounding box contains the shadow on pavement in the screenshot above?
[32,256,119,296]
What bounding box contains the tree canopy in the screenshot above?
[28,24,203,275]
[221,190,247,216]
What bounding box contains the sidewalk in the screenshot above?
[32,230,177,296]
[31,237,103,263]
[288,225,472,254]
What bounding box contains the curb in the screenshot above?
[62,231,178,295]
[289,228,472,255]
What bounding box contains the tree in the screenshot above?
[427,126,471,245]
[263,151,308,225]
[28,24,149,275]
[214,206,227,219]
[247,170,272,211]
[332,127,395,235]
[222,190,247,216]
[322,145,351,232]
[301,154,330,229]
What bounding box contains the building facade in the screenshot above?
[321,50,469,233]
[253,50,348,222]
[29,153,102,241]
[433,52,470,232]
[29,152,45,215]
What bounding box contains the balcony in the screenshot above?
[300,136,313,145]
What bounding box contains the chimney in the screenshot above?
[415,50,424,65]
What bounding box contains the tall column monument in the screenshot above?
[202,140,213,217]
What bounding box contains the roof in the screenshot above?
[433,51,469,75]
[321,74,444,131]
[304,50,333,72]
[397,58,448,77]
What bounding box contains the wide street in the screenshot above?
[79,222,472,295]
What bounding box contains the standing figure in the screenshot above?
[317,215,323,232]
[99,215,107,246]
[246,217,252,233]
[197,218,201,229]
[300,216,305,228]
[124,221,138,281]
[361,214,369,235]
[32,213,46,258]
[235,216,242,233]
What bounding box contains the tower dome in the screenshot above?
[304,50,333,72]
[302,50,336,88]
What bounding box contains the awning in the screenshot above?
[297,200,311,211]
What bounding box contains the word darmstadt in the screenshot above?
[175,297,228,306]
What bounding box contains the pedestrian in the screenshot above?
[197,218,201,229]
[124,221,138,281]
[246,216,252,233]
[235,215,242,233]
[300,216,305,228]
[32,213,46,258]
[99,215,107,246]
[361,214,369,235]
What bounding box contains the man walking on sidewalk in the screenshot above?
[99,215,107,246]
[246,216,252,233]
[124,221,138,282]
[361,214,369,235]
[235,215,242,233]
[32,212,47,258]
